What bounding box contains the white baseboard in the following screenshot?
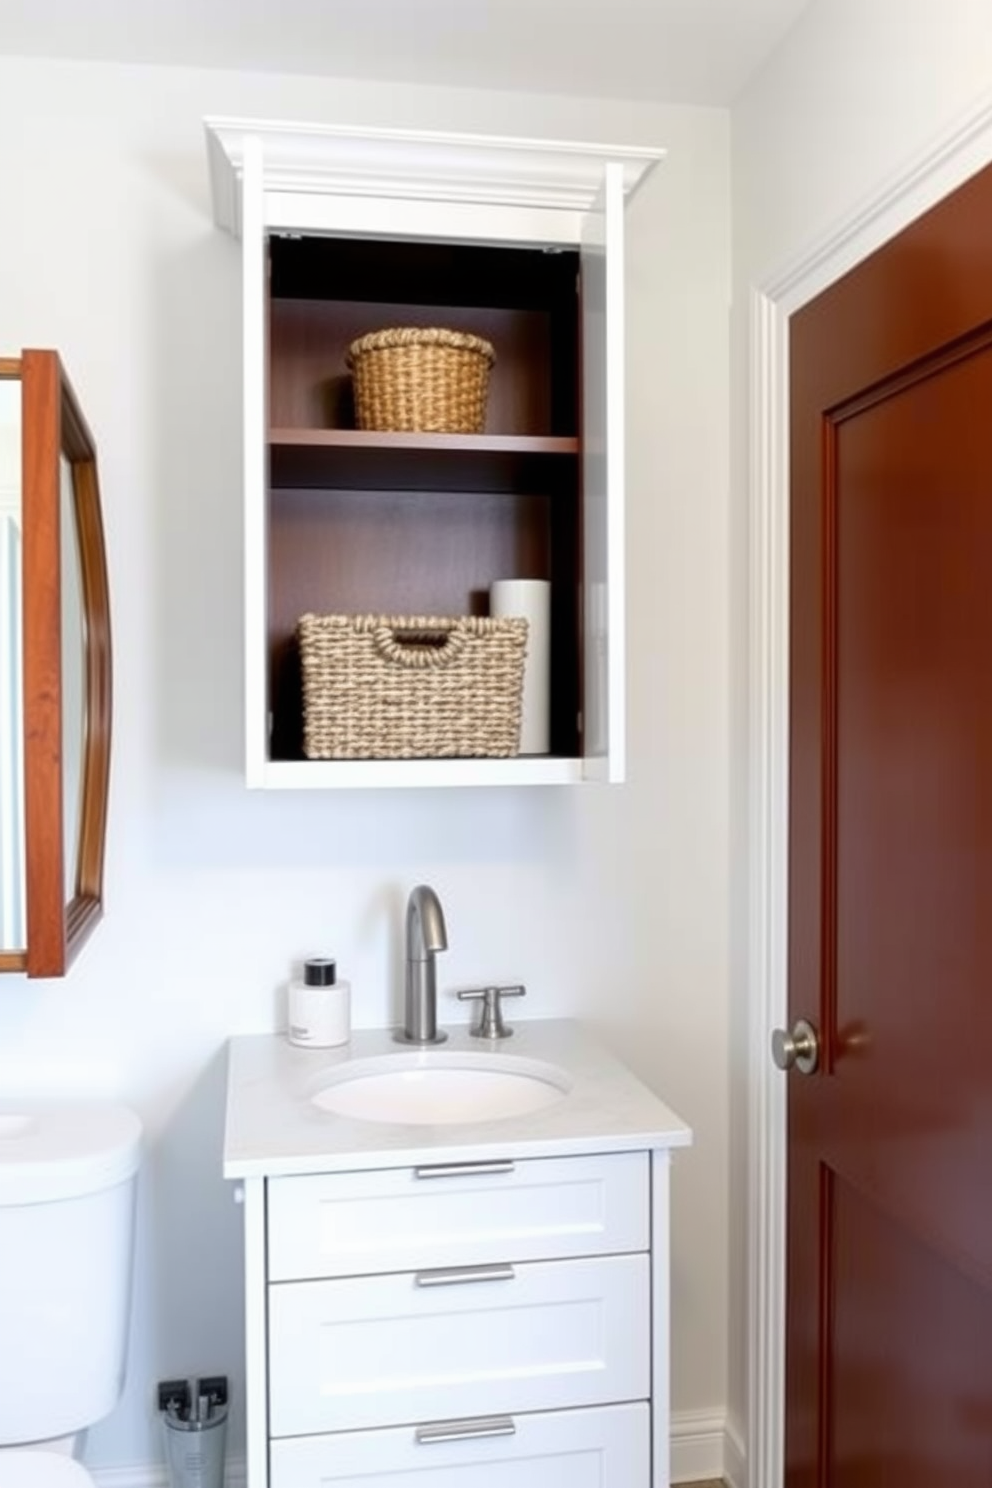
[670,1407,737,1483]
[722,1412,746,1488]
[90,1411,741,1488]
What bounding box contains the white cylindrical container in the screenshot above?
[162,1397,228,1488]
[490,579,551,755]
[288,958,351,1048]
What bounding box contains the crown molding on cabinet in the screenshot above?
[205,116,664,237]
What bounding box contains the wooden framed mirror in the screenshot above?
[0,349,112,977]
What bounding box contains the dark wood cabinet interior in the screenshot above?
[265,234,583,763]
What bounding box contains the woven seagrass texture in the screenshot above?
[298,614,527,760]
[346,327,496,433]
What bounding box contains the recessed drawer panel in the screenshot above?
[266,1151,648,1280]
[268,1253,649,1436]
[270,1401,649,1488]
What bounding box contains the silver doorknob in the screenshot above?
[771,1018,819,1075]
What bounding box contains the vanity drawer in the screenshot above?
[269,1401,649,1488]
[266,1150,648,1280]
[268,1252,649,1436]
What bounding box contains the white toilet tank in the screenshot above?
[0,1102,142,1447]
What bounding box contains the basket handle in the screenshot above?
[372,619,470,668]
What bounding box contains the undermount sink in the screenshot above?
[309,1050,572,1126]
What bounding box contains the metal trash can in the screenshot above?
[162,1389,228,1488]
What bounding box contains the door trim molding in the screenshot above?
[747,86,992,1488]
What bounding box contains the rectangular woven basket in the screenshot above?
[346,327,496,433]
[297,614,528,760]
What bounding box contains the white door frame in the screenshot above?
[746,89,992,1488]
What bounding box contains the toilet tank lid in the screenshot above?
[0,1103,142,1206]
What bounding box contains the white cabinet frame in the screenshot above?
[206,119,663,789]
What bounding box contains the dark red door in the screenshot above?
[785,161,992,1484]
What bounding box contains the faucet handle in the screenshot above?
[456,984,526,1040]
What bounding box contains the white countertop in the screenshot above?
[224,1019,692,1178]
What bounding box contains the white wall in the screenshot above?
[730,0,992,1467]
[0,56,731,1472]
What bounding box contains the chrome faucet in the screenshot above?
[400,884,448,1044]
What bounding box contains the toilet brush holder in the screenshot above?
[162,1392,228,1488]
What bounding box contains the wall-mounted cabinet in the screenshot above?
[205,119,663,788]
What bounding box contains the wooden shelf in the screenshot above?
[269,429,578,494]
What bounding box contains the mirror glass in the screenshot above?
[0,378,25,952]
[60,452,85,905]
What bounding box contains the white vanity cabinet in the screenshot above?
[204,119,663,789]
[240,1150,669,1488]
[224,1023,692,1488]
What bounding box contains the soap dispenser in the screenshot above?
[287,958,351,1048]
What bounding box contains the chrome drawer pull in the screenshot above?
[413,1160,516,1179]
[414,1263,515,1287]
[416,1416,517,1445]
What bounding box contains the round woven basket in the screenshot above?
[346,326,496,434]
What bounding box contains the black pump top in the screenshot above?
[304,958,336,987]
